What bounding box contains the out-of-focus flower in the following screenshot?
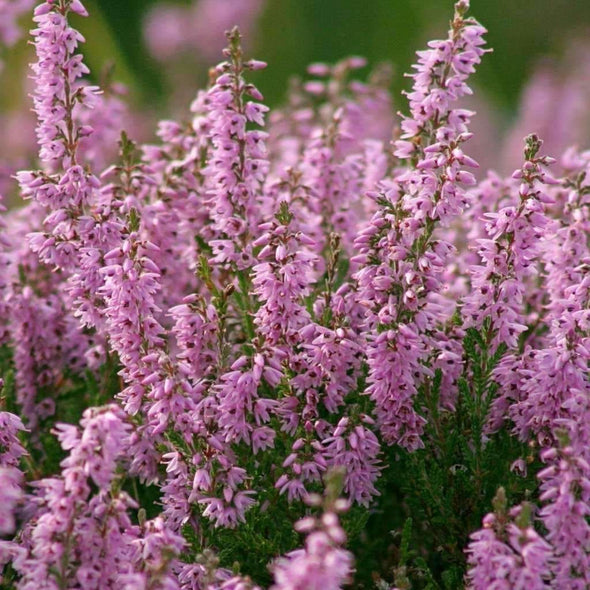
[144,0,265,63]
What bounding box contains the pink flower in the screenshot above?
[271,484,353,590]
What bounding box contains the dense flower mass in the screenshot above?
[0,0,589,588]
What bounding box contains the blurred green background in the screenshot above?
[72,0,590,115]
[3,0,590,127]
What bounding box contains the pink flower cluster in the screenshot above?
[0,407,27,536]
[0,0,589,588]
[271,486,353,590]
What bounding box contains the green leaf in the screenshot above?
[399,517,413,564]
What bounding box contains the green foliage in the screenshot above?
[349,324,539,588]
[0,345,17,414]
[204,499,301,585]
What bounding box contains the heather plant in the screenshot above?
[0,1,589,589]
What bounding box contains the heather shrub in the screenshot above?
[0,1,589,589]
